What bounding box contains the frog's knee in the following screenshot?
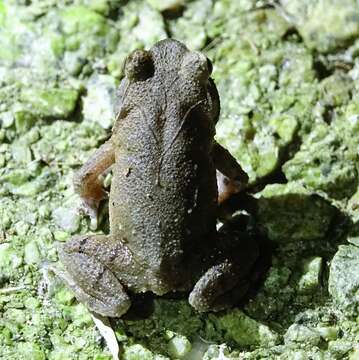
[59,239,131,317]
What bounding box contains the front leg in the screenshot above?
[74,140,115,222]
[213,141,248,204]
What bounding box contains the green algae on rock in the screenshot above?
[20,88,79,120]
[279,0,359,53]
[122,344,169,360]
[165,332,192,358]
[107,1,167,79]
[319,72,353,108]
[284,95,359,200]
[117,298,203,357]
[283,124,359,200]
[206,309,279,347]
[59,5,120,60]
[61,6,110,36]
[168,0,214,50]
[185,6,319,183]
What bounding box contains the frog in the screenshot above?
[59,39,259,318]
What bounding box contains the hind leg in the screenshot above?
[58,234,131,317]
[189,216,260,312]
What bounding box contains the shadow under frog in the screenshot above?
[59,39,261,318]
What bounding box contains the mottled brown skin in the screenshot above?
[59,39,257,317]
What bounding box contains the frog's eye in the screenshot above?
[124,49,154,81]
[180,51,211,82]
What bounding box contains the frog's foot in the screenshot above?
[189,261,251,312]
[58,234,131,318]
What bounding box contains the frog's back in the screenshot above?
[109,39,220,293]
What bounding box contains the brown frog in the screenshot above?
[59,39,259,317]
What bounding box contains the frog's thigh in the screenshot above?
[59,234,131,318]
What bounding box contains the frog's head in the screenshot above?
[124,39,211,82]
[121,39,220,126]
